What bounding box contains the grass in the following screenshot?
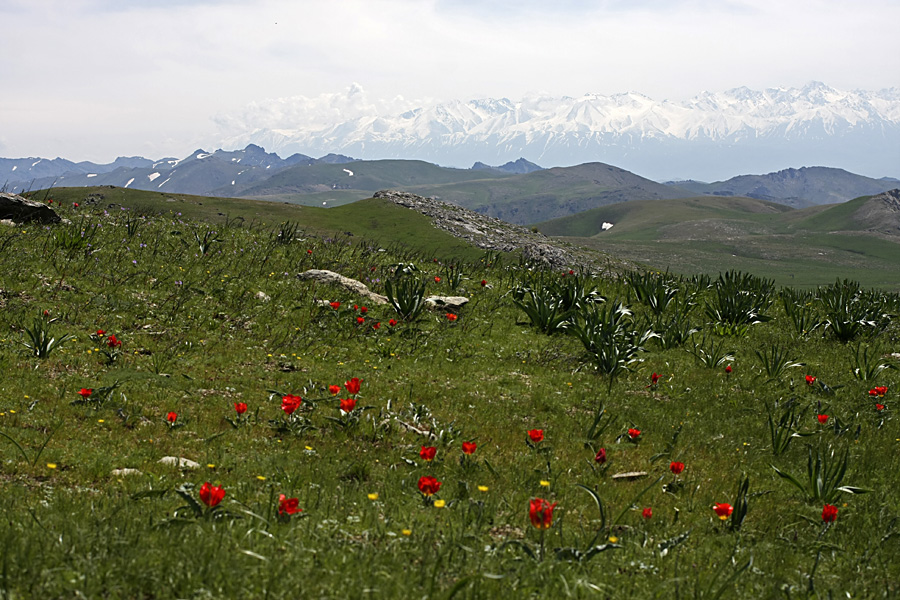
[1,200,900,598]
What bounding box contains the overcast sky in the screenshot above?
[2,0,898,162]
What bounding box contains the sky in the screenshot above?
[1,0,898,163]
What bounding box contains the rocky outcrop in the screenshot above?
[373,190,571,268]
[299,269,389,304]
[0,193,61,224]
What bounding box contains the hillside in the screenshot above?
[667,166,894,207]
[537,191,900,288]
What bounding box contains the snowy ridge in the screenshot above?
[220,82,900,180]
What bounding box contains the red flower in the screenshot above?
[876,403,885,411]
[446,313,457,322]
[642,507,653,520]
[344,377,361,395]
[529,498,557,530]
[199,482,225,507]
[339,397,356,413]
[594,447,607,464]
[869,386,888,398]
[806,375,816,386]
[329,301,340,310]
[568,269,575,275]
[417,475,441,497]
[353,304,359,311]
[72,202,79,208]
[329,384,341,396]
[817,414,829,424]
[821,504,838,523]
[360,306,368,314]
[713,502,733,520]
[725,365,732,374]
[627,428,641,440]
[669,461,685,475]
[78,388,93,398]
[234,402,248,415]
[281,394,302,415]
[649,372,661,386]
[419,446,437,461]
[95,329,105,337]
[307,249,312,254]
[106,335,122,348]
[372,322,381,330]
[389,319,398,327]
[527,429,544,443]
[356,316,365,325]
[278,494,302,516]
[434,276,441,283]
[462,441,477,455]
[166,412,177,424]
[480,279,487,287]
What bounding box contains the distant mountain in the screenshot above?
[471,158,543,175]
[664,167,895,208]
[219,82,900,181]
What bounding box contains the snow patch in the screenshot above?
[31,160,41,167]
[196,153,211,159]
[148,172,161,182]
[86,173,97,178]
[231,180,235,185]
[601,222,614,231]
[343,168,354,176]
[158,177,171,188]
[11,166,16,171]
[125,178,135,188]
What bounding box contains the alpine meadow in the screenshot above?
[0,187,899,599]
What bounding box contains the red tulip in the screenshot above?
[106,335,122,348]
[806,375,816,386]
[876,403,885,411]
[627,428,641,440]
[372,322,381,330]
[594,448,607,464]
[527,429,544,443]
[95,329,105,337]
[339,398,356,413]
[529,498,557,530]
[713,502,733,520]
[434,276,441,283]
[166,412,177,424]
[419,446,437,462]
[649,372,661,386]
[234,402,248,415]
[356,316,365,325]
[345,377,361,395]
[199,482,225,507]
[329,301,340,310]
[78,388,93,398]
[725,365,732,374]
[642,507,652,520]
[480,279,487,287]
[462,441,477,455]
[360,306,367,314]
[329,385,341,396]
[278,494,302,516]
[389,319,398,327]
[869,386,888,398]
[821,504,838,523]
[281,394,302,415]
[446,313,457,322]
[817,414,829,424]
[417,476,441,497]
[669,461,685,475]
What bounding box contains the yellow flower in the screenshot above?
[256,475,266,481]
[608,536,618,543]
[540,480,550,487]
[97,419,105,423]
[368,493,379,500]
[477,485,489,492]
[434,500,446,508]
[47,463,57,469]
[207,464,216,469]
[305,446,313,451]
[401,529,412,536]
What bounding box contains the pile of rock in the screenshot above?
[0,193,61,226]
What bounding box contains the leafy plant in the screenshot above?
[729,476,750,532]
[773,444,870,502]
[849,342,896,381]
[385,274,427,321]
[686,334,734,369]
[704,270,774,336]
[512,286,574,334]
[20,313,74,358]
[754,344,804,381]
[766,399,812,456]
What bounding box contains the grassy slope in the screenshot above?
[538,195,900,289]
[0,201,899,597]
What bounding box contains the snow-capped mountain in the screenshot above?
[220,82,900,181]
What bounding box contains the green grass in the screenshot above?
[1,201,900,598]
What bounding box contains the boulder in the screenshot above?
[424,296,469,309]
[158,456,200,469]
[0,193,61,224]
[298,269,389,305]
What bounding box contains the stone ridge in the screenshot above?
[374,189,573,268]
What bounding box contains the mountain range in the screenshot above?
[217,82,900,181]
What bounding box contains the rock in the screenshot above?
[424,296,469,309]
[0,192,61,224]
[0,219,17,227]
[111,468,142,476]
[158,456,200,469]
[255,291,271,302]
[298,269,389,304]
[611,471,649,480]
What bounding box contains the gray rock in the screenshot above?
[158,456,200,469]
[298,269,389,304]
[0,192,61,224]
[424,295,469,309]
[111,468,142,476]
